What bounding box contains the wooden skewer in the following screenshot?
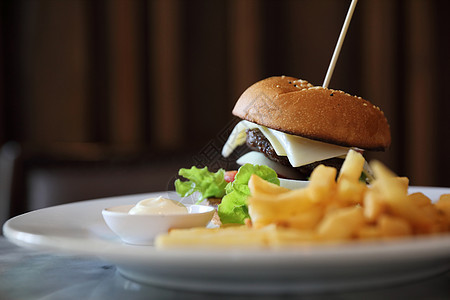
[322,0,359,88]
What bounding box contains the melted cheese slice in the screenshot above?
[222,120,350,167]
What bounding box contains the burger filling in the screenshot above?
[246,128,345,179]
[222,120,373,181]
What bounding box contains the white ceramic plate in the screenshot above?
[3,187,450,294]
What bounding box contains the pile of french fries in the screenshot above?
[155,150,450,248]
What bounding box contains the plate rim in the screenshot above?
[4,186,450,293]
[3,186,450,264]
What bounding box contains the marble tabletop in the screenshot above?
[0,237,449,300]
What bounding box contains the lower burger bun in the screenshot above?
[223,76,391,179]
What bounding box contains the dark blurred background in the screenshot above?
[0,0,449,223]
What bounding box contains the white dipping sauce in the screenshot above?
[128,196,188,215]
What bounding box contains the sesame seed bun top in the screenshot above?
[232,76,391,150]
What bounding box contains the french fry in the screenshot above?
[378,215,412,237]
[248,174,290,196]
[436,194,450,225]
[368,161,432,232]
[317,206,365,240]
[155,226,270,248]
[417,204,448,234]
[323,201,346,215]
[384,197,434,233]
[396,177,410,190]
[436,194,450,211]
[370,161,407,199]
[308,165,337,203]
[280,205,324,230]
[438,194,450,203]
[338,149,365,183]
[363,190,386,222]
[248,187,314,229]
[336,178,367,205]
[407,192,432,207]
[356,225,382,239]
[268,227,318,247]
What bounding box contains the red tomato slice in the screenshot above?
[224,170,238,183]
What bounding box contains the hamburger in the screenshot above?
[222,76,391,180]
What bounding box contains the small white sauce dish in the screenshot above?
[102,204,214,245]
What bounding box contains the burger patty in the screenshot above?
[245,128,344,178]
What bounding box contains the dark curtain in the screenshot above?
[1,0,449,186]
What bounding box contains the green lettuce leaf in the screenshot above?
[218,164,280,224]
[216,190,249,224]
[175,166,227,201]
